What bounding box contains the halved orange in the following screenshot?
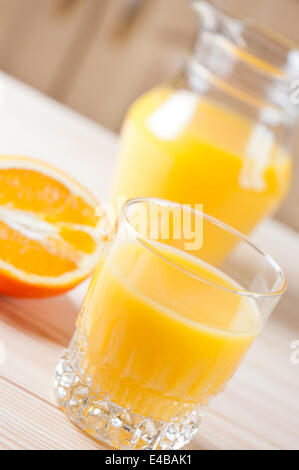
[0,156,104,297]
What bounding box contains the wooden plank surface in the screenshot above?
[0,0,104,94]
[0,72,298,450]
[64,0,195,131]
[0,0,196,131]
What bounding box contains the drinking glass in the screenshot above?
[54,198,286,450]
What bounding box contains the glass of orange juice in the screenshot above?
[112,0,299,234]
[54,198,286,450]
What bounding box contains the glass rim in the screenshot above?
[191,0,299,49]
[191,0,299,81]
[121,197,287,300]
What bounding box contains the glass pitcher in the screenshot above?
[112,0,299,234]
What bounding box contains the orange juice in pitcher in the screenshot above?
[113,1,299,233]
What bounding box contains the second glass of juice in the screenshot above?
[55,198,285,450]
[112,1,299,234]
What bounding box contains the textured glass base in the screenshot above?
[54,336,203,450]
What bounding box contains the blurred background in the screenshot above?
[0,0,298,230]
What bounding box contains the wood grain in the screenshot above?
[64,0,195,130]
[0,376,102,450]
[0,0,103,93]
[0,73,298,450]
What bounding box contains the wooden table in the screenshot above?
[0,72,298,450]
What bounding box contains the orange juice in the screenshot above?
[78,239,262,422]
[113,87,291,234]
